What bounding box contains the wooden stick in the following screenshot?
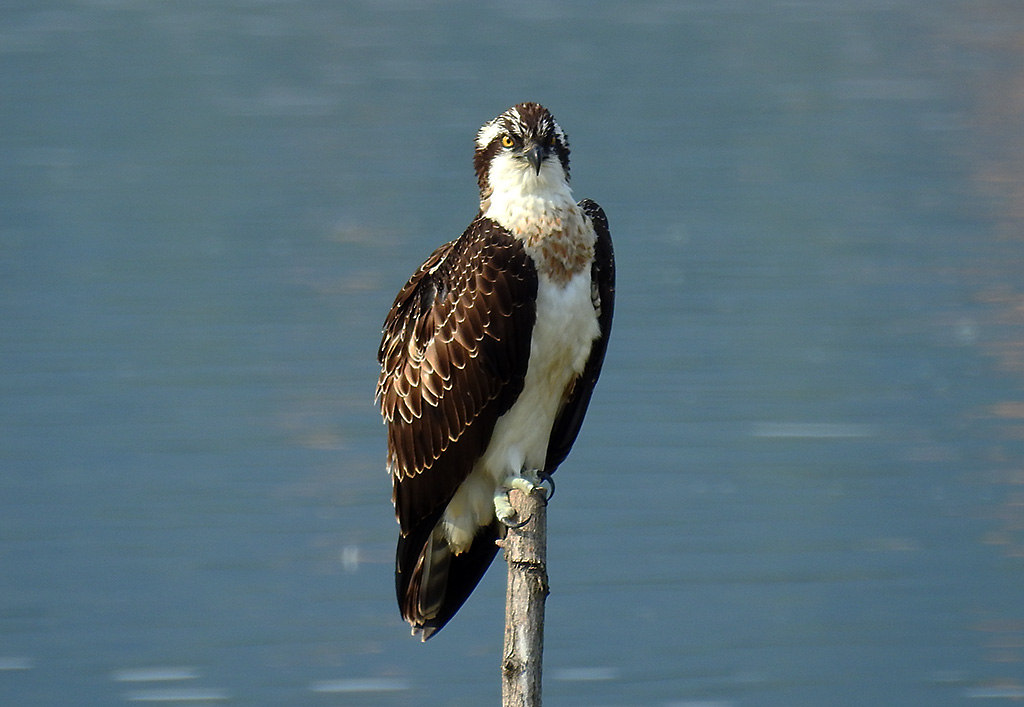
[501,486,549,707]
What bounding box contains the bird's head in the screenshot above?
[474,102,570,205]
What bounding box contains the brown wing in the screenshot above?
[544,198,615,472]
[377,216,538,536]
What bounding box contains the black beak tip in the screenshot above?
[526,145,543,175]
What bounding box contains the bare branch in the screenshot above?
[501,487,549,707]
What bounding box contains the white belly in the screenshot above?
[442,269,599,552]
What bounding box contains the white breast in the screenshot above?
[485,269,600,471]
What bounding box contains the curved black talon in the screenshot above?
[501,513,532,529]
[538,471,555,505]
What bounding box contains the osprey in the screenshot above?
[376,102,615,640]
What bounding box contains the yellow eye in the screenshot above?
[500,135,514,148]
[548,135,557,146]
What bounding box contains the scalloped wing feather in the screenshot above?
[377,217,538,534]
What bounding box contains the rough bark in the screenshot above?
[501,487,549,707]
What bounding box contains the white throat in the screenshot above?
[481,153,576,233]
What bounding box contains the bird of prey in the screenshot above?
[376,102,615,640]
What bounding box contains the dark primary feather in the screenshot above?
[377,217,538,636]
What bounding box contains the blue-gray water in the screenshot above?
[3,2,1024,705]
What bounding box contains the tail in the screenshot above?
[396,518,503,640]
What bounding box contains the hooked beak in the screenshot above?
[525,142,544,175]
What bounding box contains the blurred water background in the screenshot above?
[3,1,1024,705]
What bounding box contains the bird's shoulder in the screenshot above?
[577,198,608,235]
[378,217,536,367]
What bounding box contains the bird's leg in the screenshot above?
[494,468,543,527]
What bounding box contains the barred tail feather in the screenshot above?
[396,519,503,640]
